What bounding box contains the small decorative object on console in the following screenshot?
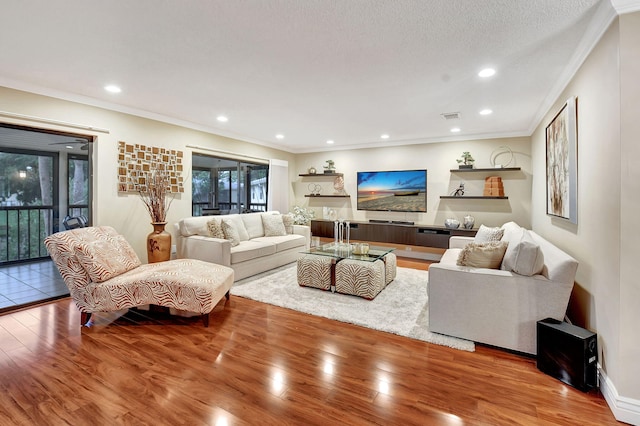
[444,218,460,229]
[463,215,475,229]
[456,151,475,169]
[308,166,317,174]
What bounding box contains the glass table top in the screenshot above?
[302,243,395,262]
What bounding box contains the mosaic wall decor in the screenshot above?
[117,141,184,193]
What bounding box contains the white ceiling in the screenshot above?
[0,1,637,154]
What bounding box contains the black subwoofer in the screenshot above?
[536,318,598,392]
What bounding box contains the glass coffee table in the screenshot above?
[302,243,395,262]
[298,243,396,297]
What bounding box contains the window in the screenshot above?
[192,154,269,216]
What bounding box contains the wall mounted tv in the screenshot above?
[357,169,427,212]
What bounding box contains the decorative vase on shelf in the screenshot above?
[463,215,475,229]
[444,218,460,229]
[147,222,171,263]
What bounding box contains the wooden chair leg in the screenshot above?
[80,312,93,327]
[201,313,210,327]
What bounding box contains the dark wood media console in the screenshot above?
[310,219,476,249]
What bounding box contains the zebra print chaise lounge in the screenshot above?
[45,226,234,327]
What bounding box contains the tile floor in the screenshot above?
[0,260,68,312]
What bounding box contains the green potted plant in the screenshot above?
[456,151,475,169]
[323,160,336,174]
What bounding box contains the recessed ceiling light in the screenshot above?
[275,134,284,140]
[65,145,74,149]
[479,109,493,115]
[326,140,334,144]
[450,127,461,133]
[104,85,121,93]
[380,134,390,139]
[216,115,228,123]
[478,68,496,78]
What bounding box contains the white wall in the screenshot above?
[531,12,640,417]
[294,137,532,228]
[0,86,296,260]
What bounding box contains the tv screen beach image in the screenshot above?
[357,170,427,212]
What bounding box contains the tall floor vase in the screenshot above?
[147,222,171,263]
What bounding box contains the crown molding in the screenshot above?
[610,0,640,14]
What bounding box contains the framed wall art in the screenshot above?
[117,141,184,193]
[546,96,577,224]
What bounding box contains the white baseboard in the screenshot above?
[599,364,640,425]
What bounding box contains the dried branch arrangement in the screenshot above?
[136,168,175,223]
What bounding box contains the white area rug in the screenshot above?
[232,263,474,352]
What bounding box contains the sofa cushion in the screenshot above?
[74,233,141,283]
[179,216,212,236]
[207,218,225,239]
[502,229,545,276]
[242,213,265,239]
[262,214,287,237]
[221,219,241,247]
[474,224,504,243]
[221,215,250,242]
[230,240,277,264]
[253,234,306,252]
[456,241,508,269]
[500,221,523,244]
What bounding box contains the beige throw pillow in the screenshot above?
[262,214,287,237]
[457,241,508,269]
[207,219,225,239]
[501,229,545,276]
[221,218,241,247]
[474,224,504,244]
[282,213,295,234]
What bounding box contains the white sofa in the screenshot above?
[428,222,578,355]
[175,211,310,280]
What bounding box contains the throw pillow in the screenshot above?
[282,213,295,234]
[262,214,287,237]
[456,241,508,269]
[474,224,504,244]
[74,235,142,283]
[221,218,241,247]
[226,215,250,241]
[206,219,225,239]
[501,229,545,276]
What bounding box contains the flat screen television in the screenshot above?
[357,169,427,212]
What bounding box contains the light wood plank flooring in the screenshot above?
[0,259,619,425]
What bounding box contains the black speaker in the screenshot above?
[537,318,598,392]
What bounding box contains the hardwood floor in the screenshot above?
[0,259,619,425]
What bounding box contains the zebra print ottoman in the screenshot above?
[335,259,386,300]
[297,254,334,290]
[382,252,397,285]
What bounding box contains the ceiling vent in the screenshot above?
[441,112,461,120]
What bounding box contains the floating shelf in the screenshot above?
[449,167,521,173]
[305,194,350,198]
[440,196,508,199]
[299,173,343,177]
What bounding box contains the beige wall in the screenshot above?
[618,11,640,402]
[0,86,296,259]
[295,137,532,228]
[531,12,640,406]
